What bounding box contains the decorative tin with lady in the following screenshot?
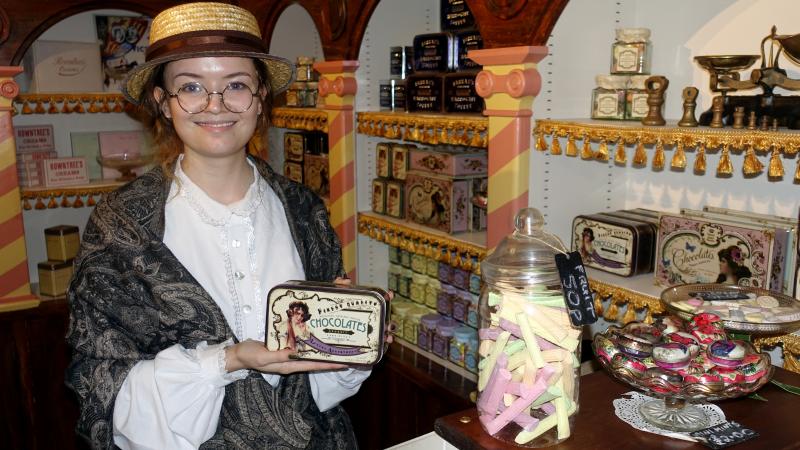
[65,3,384,449]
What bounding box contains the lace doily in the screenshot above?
[613,391,726,442]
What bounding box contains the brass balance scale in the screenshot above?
[695,26,800,129]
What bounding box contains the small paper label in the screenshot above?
[689,421,758,449]
[554,252,597,326]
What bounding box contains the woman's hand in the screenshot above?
[225,340,346,374]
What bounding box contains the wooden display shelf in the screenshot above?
[21,180,123,209]
[358,211,487,272]
[534,119,800,180]
[395,337,478,383]
[13,92,130,114]
[271,107,328,132]
[356,111,488,148]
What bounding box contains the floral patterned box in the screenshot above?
[655,214,775,288]
[409,147,487,177]
[405,170,471,233]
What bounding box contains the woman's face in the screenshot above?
[719,258,732,276]
[157,57,262,161]
[291,307,305,325]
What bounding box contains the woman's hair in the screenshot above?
[716,245,752,283]
[136,58,274,175]
[582,227,594,241]
[288,301,311,322]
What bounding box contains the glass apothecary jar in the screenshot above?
[625,75,649,120]
[591,75,628,120]
[478,208,580,447]
[610,28,651,74]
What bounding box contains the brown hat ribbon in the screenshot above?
[146,30,268,61]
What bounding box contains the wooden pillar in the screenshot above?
[0,67,39,311]
[314,60,358,280]
[469,47,547,249]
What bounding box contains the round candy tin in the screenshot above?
[652,342,691,370]
[739,354,769,383]
[711,366,745,386]
[614,331,654,358]
[611,353,647,377]
[594,333,620,362]
[665,331,701,357]
[656,316,685,334]
[691,313,723,331]
[707,340,746,368]
[622,322,662,343]
[691,326,726,345]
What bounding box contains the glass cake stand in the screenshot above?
[97,154,154,181]
[592,328,773,433]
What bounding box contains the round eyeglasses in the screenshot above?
[166,82,259,114]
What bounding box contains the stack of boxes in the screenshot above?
[14,125,56,187]
[388,245,481,373]
[371,142,412,218]
[38,225,79,297]
[285,56,320,108]
[590,28,653,121]
[282,131,329,198]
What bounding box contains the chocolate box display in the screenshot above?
[372,179,386,214]
[265,281,388,365]
[453,30,483,70]
[385,180,405,218]
[656,213,775,288]
[376,142,392,178]
[284,132,305,162]
[572,213,656,277]
[391,144,410,180]
[413,33,454,72]
[303,154,329,197]
[407,75,444,112]
[284,161,303,183]
[405,171,473,233]
[409,147,487,177]
[444,72,483,113]
[440,0,475,31]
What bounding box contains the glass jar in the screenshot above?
[425,277,441,310]
[397,267,410,298]
[418,313,442,352]
[438,261,453,284]
[391,300,414,341]
[469,271,482,295]
[388,263,401,292]
[296,56,316,81]
[467,291,480,329]
[389,246,400,264]
[591,75,628,120]
[285,82,304,107]
[478,208,580,447]
[626,75,649,120]
[426,256,439,278]
[450,285,467,323]
[436,283,453,317]
[411,252,427,273]
[305,82,318,107]
[610,28,651,74]
[452,266,470,290]
[400,249,412,268]
[403,306,428,345]
[432,318,457,359]
[410,272,429,304]
[450,326,479,370]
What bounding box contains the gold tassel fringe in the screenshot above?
[768,147,784,178]
[742,145,764,176]
[614,140,627,164]
[550,136,562,155]
[536,132,547,152]
[581,136,593,160]
[632,141,647,166]
[603,301,620,322]
[671,141,686,170]
[717,146,733,176]
[652,140,665,170]
[594,294,604,316]
[644,310,654,324]
[694,144,706,173]
[566,135,578,157]
[622,304,637,325]
[595,140,609,161]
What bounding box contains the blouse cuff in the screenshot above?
[197,339,248,387]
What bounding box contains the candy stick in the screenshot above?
[503,393,515,407]
[523,358,537,386]
[531,386,561,407]
[507,381,542,398]
[517,312,546,368]
[515,414,558,444]
[536,336,559,351]
[528,309,567,342]
[539,401,556,416]
[511,366,525,382]
[480,327,521,341]
[478,338,494,357]
[503,339,527,356]
[560,361,575,400]
[507,350,528,372]
[491,403,541,433]
[499,318,523,338]
[484,380,547,435]
[554,396,570,439]
[476,364,511,414]
[542,349,570,362]
[479,331,511,391]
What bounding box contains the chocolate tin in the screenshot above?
[265,281,388,365]
[440,0,476,31]
[391,144,410,180]
[376,142,392,179]
[413,33,454,73]
[385,180,405,219]
[453,30,483,71]
[405,170,471,234]
[572,213,656,277]
[444,72,483,113]
[283,161,303,183]
[303,154,329,198]
[407,75,444,112]
[409,147,487,177]
[284,132,306,162]
[371,179,386,214]
[390,46,413,79]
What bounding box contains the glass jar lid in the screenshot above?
[615,27,651,42]
[481,208,567,291]
[596,74,630,90]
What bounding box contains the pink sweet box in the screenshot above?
[43,157,89,187]
[409,147,487,177]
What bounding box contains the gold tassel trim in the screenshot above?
[566,135,578,157]
[671,141,686,170]
[742,144,764,176]
[652,140,665,170]
[717,146,733,176]
[632,141,647,166]
[595,140,609,161]
[536,132,548,152]
[768,147,784,178]
[581,136,593,160]
[550,136,562,155]
[614,139,626,164]
[644,310,654,325]
[603,300,620,322]
[594,294,604,316]
[694,144,706,173]
[622,304,637,325]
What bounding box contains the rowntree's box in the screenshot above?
[43,157,89,187]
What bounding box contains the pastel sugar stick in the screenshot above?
[499,318,523,338]
[517,312,546,368]
[478,338,494,357]
[507,350,528,372]
[513,414,540,432]
[504,393,515,407]
[477,365,511,414]
[527,306,568,342]
[534,362,557,385]
[523,358,537,386]
[515,414,558,444]
[539,401,556,416]
[555,396,570,439]
[542,349,569,362]
[531,386,561,407]
[537,337,559,351]
[504,339,527,356]
[512,366,525,382]
[485,380,547,435]
[479,335,511,391]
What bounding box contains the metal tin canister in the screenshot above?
[572,213,656,276]
[406,74,444,113]
[265,281,388,365]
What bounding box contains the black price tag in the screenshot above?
[554,251,597,326]
[689,291,749,301]
[689,421,758,449]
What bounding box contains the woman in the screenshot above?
[716,245,752,285]
[286,301,312,350]
[65,3,379,449]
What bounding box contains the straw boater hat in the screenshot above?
[122,2,295,104]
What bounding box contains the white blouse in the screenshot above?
[112,157,370,450]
